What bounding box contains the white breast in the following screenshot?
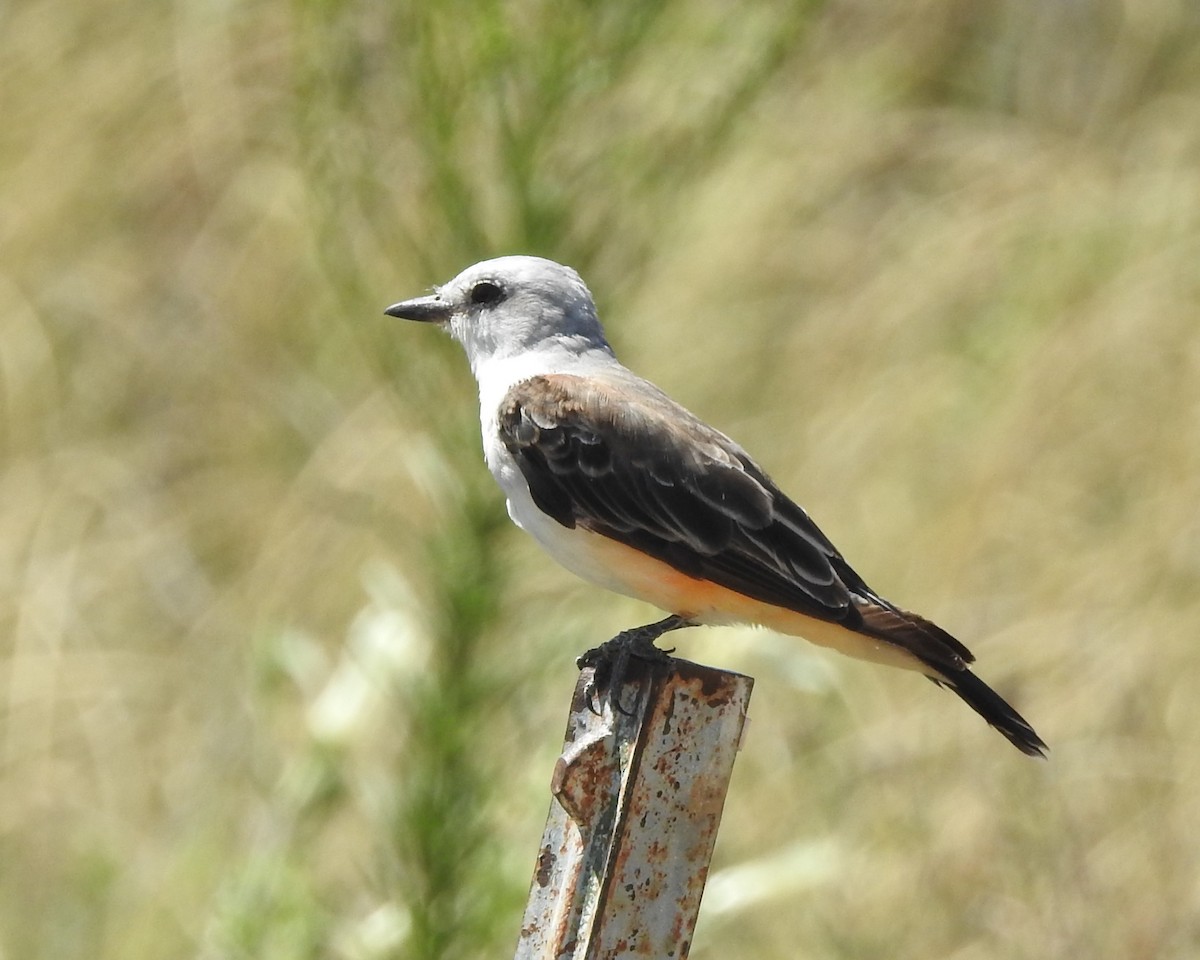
[474,347,641,597]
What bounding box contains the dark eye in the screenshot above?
[469,280,504,305]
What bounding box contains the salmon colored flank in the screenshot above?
[580,530,926,674]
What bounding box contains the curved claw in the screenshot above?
[575,615,697,716]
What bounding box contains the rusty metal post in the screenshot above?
[515,657,754,960]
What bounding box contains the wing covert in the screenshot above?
[497,373,851,617]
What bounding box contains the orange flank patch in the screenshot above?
[579,529,927,674]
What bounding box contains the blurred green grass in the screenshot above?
[2,1,1200,958]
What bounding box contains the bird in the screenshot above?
[384,256,1046,757]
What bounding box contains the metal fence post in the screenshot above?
[515,657,754,959]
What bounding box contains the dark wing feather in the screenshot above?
[500,374,863,623]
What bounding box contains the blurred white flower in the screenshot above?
[703,838,843,916]
[333,902,411,960]
[305,561,430,746]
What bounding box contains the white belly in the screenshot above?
[487,437,646,598]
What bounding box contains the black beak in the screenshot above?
[383,295,451,323]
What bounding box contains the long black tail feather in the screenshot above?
[929,669,1047,758]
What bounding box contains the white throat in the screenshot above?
[472,338,621,431]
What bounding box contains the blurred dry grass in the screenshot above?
[2,1,1200,957]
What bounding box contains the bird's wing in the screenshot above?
[497,373,974,674]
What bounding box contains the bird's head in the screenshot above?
[385,256,611,371]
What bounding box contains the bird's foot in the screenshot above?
[577,615,697,717]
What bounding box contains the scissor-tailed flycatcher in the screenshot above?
[385,256,1046,756]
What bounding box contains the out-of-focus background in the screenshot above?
[3,1,1199,957]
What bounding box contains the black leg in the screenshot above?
[576,615,698,716]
